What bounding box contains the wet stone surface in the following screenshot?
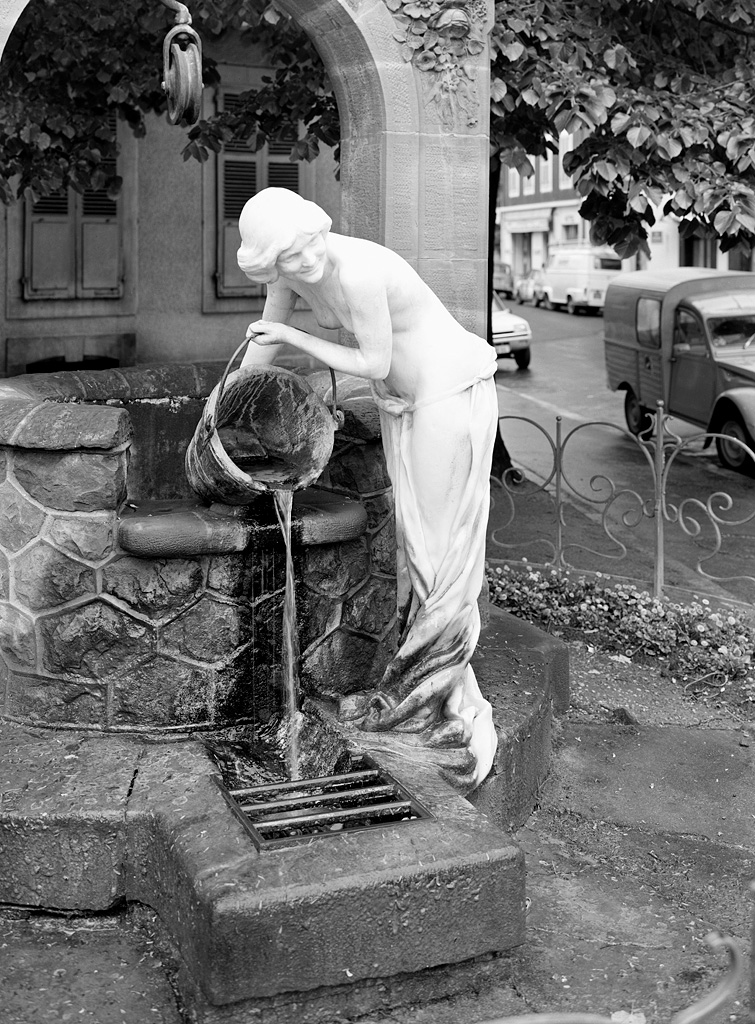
[13,451,127,512]
[39,600,155,679]
[158,596,252,664]
[342,575,398,637]
[0,481,46,552]
[112,656,214,726]
[102,556,204,620]
[302,539,371,597]
[0,606,37,668]
[46,511,115,562]
[13,541,96,611]
[5,674,107,728]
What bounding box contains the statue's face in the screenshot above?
[275,230,328,284]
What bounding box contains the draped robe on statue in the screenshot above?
[341,358,499,793]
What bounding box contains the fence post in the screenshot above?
[653,401,665,599]
[555,415,564,568]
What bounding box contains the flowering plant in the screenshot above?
[486,563,755,707]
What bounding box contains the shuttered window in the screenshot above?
[216,93,301,298]
[23,118,123,301]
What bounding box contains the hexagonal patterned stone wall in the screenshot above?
[0,366,396,732]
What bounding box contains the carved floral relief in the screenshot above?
[384,0,488,126]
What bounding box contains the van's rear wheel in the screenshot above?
[624,389,653,436]
[542,295,555,311]
[715,414,755,474]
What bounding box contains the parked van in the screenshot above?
[604,268,755,471]
[540,247,624,314]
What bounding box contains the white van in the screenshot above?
[539,247,624,314]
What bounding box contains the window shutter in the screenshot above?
[215,92,301,299]
[24,192,76,299]
[23,112,123,302]
[267,138,300,192]
[80,222,122,296]
[217,158,263,296]
[79,154,123,298]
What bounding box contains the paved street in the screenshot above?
[492,303,755,605]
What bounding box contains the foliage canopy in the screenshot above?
[2,0,755,258]
[490,0,755,257]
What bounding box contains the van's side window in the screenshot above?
[674,309,707,351]
[636,297,661,349]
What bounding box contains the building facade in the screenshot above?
[497,132,754,280]
[0,32,341,377]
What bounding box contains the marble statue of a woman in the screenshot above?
[237,187,498,791]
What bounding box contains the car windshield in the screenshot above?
[707,314,755,350]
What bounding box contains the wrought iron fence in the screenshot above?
[490,402,755,602]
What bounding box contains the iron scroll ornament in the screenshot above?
[158,0,203,125]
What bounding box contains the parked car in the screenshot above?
[493,262,515,298]
[514,269,545,306]
[540,247,623,314]
[491,292,531,369]
[604,268,755,472]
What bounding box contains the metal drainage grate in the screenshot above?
[215,754,434,851]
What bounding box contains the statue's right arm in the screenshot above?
[240,281,298,367]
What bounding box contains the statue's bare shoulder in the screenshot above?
[329,232,416,305]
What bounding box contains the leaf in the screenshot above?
[714,209,737,235]
[628,193,649,214]
[501,41,524,61]
[645,184,665,207]
[656,134,682,159]
[626,125,653,148]
[594,160,617,182]
[520,87,541,106]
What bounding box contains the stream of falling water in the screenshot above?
[273,489,300,781]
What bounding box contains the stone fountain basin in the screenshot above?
[0,362,568,1017]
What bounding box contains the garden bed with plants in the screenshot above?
[486,562,755,722]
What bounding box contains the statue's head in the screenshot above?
[237,188,332,283]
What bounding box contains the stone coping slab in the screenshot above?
[118,488,368,557]
[0,392,131,451]
[470,604,569,830]
[0,364,383,453]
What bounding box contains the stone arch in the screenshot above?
[0,0,492,331]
